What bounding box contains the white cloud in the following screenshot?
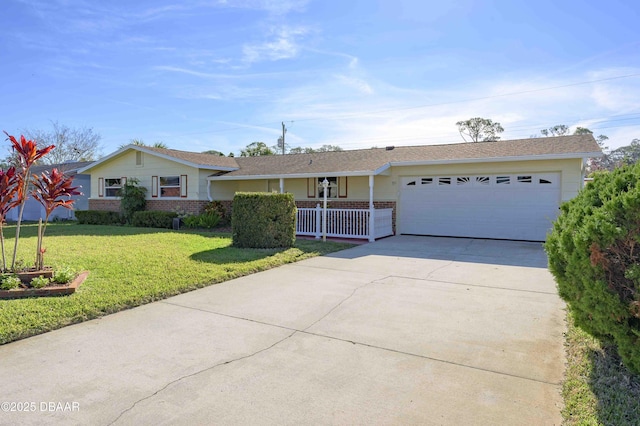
[242,26,310,63]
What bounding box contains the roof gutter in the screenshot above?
[208,166,391,181]
[388,151,603,167]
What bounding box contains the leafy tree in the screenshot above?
[289,145,344,154]
[240,142,275,157]
[455,117,504,142]
[22,121,102,164]
[203,150,225,156]
[609,139,640,168]
[119,140,168,149]
[288,147,315,154]
[540,124,570,136]
[316,144,343,152]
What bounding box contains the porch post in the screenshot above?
[368,175,375,242]
[315,203,321,239]
[279,177,284,193]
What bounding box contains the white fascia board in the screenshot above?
[77,144,239,173]
[388,152,603,168]
[208,168,389,181]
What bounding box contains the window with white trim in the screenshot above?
[160,176,181,197]
[105,178,122,197]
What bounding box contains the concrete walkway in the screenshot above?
[0,236,566,425]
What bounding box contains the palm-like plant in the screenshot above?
[31,168,82,269]
[0,167,20,270]
[3,132,55,269]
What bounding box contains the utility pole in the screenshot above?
[278,122,287,155]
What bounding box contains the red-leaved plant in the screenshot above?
[31,168,82,269]
[3,131,55,270]
[0,167,20,270]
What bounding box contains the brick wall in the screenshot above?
[88,199,120,212]
[89,199,209,215]
[146,200,208,215]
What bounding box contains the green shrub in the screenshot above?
[231,192,296,248]
[131,210,177,229]
[30,275,50,289]
[75,210,123,225]
[545,163,640,373]
[182,211,221,229]
[0,275,21,290]
[118,178,147,224]
[202,201,228,225]
[53,266,76,284]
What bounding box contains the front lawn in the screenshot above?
[0,223,353,345]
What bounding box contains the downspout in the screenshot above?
[369,175,375,242]
[207,179,213,201]
[280,177,284,193]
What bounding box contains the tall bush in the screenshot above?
[231,192,296,248]
[545,163,640,373]
[118,178,146,224]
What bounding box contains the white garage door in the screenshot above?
[399,173,561,241]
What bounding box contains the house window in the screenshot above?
[160,176,181,197]
[318,177,338,198]
[105,178,122,197]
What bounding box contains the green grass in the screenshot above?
[562,312,640,425]
[0,223,353,345]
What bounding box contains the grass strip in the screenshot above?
[562,312,640,425]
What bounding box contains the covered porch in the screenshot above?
[208,172,395,242]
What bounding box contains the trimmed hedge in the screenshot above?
[131,210,178,229]
[232,192,296,248]
[545,163,640,373]
[75,210,124,225]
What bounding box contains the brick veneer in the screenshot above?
[89,199,210,215]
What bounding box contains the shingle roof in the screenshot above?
[31,161,94,176]
[216,134,601,178]
[141,146,240,169]
[80,135,602,178]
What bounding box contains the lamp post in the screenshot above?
[322,178,328,242]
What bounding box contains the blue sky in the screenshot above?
[1,0,638,157]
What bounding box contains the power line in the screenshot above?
[177,73,640,138]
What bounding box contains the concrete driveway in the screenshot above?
[0,236,566,425]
